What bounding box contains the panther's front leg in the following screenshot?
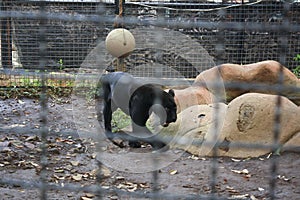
[131,123,167,150]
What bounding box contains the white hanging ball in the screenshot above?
[105,28,136,58]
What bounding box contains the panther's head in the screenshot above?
[156,89,177,127]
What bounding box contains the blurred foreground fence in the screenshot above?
[0,0,300,200]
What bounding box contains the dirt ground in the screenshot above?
[0,97,299,200]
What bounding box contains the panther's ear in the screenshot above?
[168,89,175,97]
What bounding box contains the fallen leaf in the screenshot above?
[72,174,83,181]
[101,166,111,177]
[169,169,178,175]
[18,99,25,104]
[91,153,97,159]
[110,195,118,200]
[85,193,95,198]
[25,135,39,141]
[277,175,291,181]
[128,187,137,192]
[231,169,249,175]
[70,161,80,166]
[125,182,138,192]
[117,183,125,189]
[258,187,264,191]
[230,194,249,199]
[250,195,259,200]
[89,169,98,177]
[24,142,35,149]
[226,186,239,194]
[139,183,149,188]
[53,174,65,180]
[11,140,23,148]
[65,140,75,145]
[188,155,199,160]
[117,182,138,192]
[116,176,125,180]
[29,161,39,168]
[81,197,93,200]
[54,169,64,173]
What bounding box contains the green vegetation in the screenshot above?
[111,109,131,132]
[111,109,156,133]
[292,54,300,78]
[0,72,75,99]
[58,58,65,71]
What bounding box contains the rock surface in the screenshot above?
[173,87,215,113]
[159,93,300,157]
[194,60,300,105]
[156,104,227,156]
[162,60,300,157]
[218,93,300,158]
[283,132,300,153]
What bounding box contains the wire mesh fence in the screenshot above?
[0,0,300,200]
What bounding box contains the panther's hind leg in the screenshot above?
[102,83,125,148]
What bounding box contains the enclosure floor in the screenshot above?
[0,97,299,200]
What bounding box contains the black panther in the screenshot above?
[95,72,177,150]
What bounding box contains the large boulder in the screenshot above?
[218,93,300,157]
[155,103,228,156]
[158,93,300,158]
[173,87,214,113]
[194,60,300,105]
[283,132,300,153]
[161,60,300,157]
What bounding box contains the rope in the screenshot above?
[114,0,124,28]
[113,0,126,72]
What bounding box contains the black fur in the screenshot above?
[96,72,177,150]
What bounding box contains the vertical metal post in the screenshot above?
[94,2,105,200]
[209,7,226,199]
[237,0,246,64]
[269,2,289,199]
[114,0,126,72]
[151,153,160,200]
[38,1,49,200]
[0,0,13,68]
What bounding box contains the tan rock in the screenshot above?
[156,104,227,155]
[283,132,300,153]
[155,93,299,157]
[194,60,300,105]
[173,86,215,113]
[159,60,300,158]
[218,93,300,158]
